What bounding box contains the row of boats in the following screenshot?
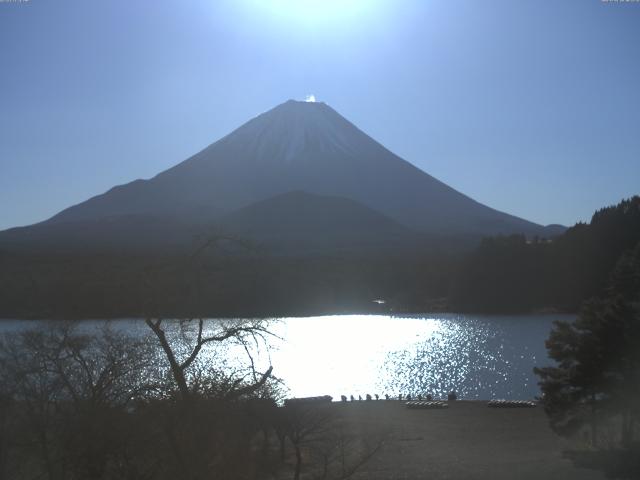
[283,395,537,409]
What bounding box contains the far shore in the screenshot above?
[0,308,576,322]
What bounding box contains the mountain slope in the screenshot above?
[218,191,420,254]
[0,214,197,253]
[41,100,559,239]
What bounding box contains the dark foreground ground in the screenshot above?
[323,401,606,480]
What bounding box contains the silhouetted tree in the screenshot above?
[535,241,640,447]
[278,402,384,480]
[453,196,640,313]
[0,323,156,480]
[144,318,273,401]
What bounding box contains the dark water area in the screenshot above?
[0,313,571,400]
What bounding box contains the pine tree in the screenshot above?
[535,242,640,447]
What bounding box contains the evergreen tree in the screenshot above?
[535,242,640,447]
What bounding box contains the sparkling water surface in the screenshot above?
[0,314,571,400]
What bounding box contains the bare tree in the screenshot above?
[144,317,273,402]
[283,403,336,480]
[279,403,385,480]
[311,427,384,480]
[0,323,155,480]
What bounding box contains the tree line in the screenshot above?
[0,249,458,319]
[0,197,637,318]
[452,196,640,312]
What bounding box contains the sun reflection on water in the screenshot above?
[260,314,563,400]
[0,314,566,401]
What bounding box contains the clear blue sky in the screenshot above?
[1,0,638,230]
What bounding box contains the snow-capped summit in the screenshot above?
[17,99,560,243]
[208,99,363,164]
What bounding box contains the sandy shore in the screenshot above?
[326,400,605,480]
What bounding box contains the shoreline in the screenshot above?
[0,309,577,321]
[323,400,605,479]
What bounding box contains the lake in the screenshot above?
[0,313,571,401]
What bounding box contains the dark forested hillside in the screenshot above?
[451,196,640,313]
[1,197,637,319]
[0,248,459,319]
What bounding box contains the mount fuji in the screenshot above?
[0,100,563,254]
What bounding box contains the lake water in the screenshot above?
[0,314,571,401]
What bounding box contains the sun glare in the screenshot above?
[244,0,381,28]
[305,94,316,103]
